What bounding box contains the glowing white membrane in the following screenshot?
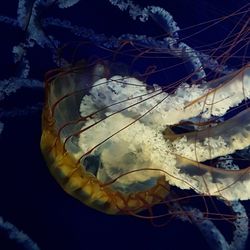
[78,67,250,200]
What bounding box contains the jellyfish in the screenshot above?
[40,58,250,209]
[40,45,250,249]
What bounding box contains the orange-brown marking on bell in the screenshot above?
[40,64,170,215]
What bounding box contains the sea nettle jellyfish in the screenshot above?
[40,1,250,234]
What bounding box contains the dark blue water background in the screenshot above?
[0,1,249,249]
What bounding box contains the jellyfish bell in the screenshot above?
[40,60,171,215]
